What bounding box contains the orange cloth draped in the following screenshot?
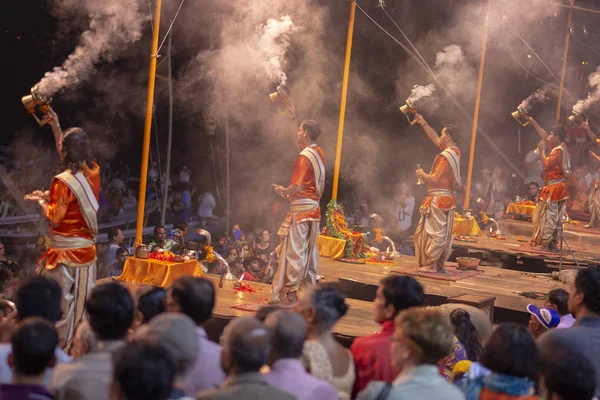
[539,147,568,202]
[317,235,347,259]
[420,147,460,212]
[506,203,536,216]
[453,216,481,236]
[284,146,325,224]
[117,257,204,288]
[42,163,101,270]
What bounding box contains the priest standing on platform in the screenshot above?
[412,114,461,274]
[271,120,325,307]
[25,109,100,349]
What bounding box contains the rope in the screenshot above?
[156,0,187,55]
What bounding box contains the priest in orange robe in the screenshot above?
[413,114,461,274]
[271,120,325,306]
[25,109,100,349]
[526,117,570,249]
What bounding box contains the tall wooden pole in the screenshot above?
[161,29,173,226]
[331,0,356,200]
[135,0,162,245]
[464,0,492,210]
[556,0,575,124]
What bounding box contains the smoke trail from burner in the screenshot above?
[574,67,600,113]
[519,85,553,112]
[408,84,435,103]
[256,16,302,85]
[434,44,476,100]
[37,0,145,98]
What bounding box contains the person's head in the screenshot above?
[232,224,241,236]
[568,268,600,318]
[86,282,134,341]
[480,323,539,383]
[61,128,93,172]
[173,221,188,237]
[548,125,567,148]
[259,229,270,243]
[70,321,97,359]
[116,248,129,264]
[392,308,454,369]
[111,341,176,400]
[255,305,280,322]
[528,182,540,198]
[399,182,410,195]
[243,257,264,276]
[9,317,58,379]
[296,286,348,333]
[134,313,199,377]
[264,310,307,363]
[167,277,215,326]
[450,309,482,361]
[545,288,570,316]
[220,317,271,375]
[296,119,321,149]
[225,247,239,261]
[108,227,124,245]
[374,276,424,324]
[540,347,596,400]
[439,124,459,150]
[526,304,560,339]
[15,276,62,324]
[131,287,167,331]
[153,225,167,244]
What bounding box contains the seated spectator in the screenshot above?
[111,341,175,400]
[0,318,57,400]
[104,227,124,270]
[526,304,560,339]
[252,229,273,261]
[456,324,539,399]
[298,286,355,400]
[537,268,600,398]
[263,310,339,400]
[196,317,295,400]
[540,347,596,400]
[224,247,243,278]
[230,224,245,242]
[239,257,271,283]
[450,309,482,363]
[0,276,68,386]
[50,282,134,400]
[131,287,167,331]
[357,308,464,400]
[70,321,98,359]
[522,182,540,203]
[254,305,280,322]
[123,188,137,208]
[166,277,226,395]
[134,313,199,400]
[544,288,574,328]
[107,248,128,278]
[149,225,178,252]
[351,276,424,396]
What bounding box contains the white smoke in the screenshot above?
[37,0,145,98]
[255,16,302,85]
[408,84,436,103]
[574,67,600,113]
[434,44,475,99]
[520,85,553,112]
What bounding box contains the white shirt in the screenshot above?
[396,196,415,232]
[524,150,544,187]
[0,343,71,386]
[197,193,216,218]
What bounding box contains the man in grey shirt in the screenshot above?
[538,268,600,398]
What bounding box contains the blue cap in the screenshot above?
[527,304,560,329]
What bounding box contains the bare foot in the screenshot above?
[418,266,438,273]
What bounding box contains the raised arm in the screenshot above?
[414,114,440,147]
[589,150,600,163]
[527,116,549,140]
[583,120,599,142]
[46,108,65,160]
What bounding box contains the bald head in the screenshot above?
[264,310,306,359]
[222,317,271,374]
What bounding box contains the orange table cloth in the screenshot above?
[453,216,481,237]
[118,257,204,288]
[318,235,347,259]
[506,202,536,216]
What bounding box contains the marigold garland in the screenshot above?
[323,199,368,258]
[204,245,216,263]
[479,211,489,225]
[374,228,383,244]
[149,251,176,262]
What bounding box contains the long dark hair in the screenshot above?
[62,128,93,173]
[450,309,482,361]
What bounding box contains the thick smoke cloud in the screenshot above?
[520,84,555,113]
[574,67,600,114]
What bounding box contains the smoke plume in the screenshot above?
[434,44,476,100]
[37,0,145,98]
[574,67,600,114]
[408,84,436,103]
[519,85,554,112]
[256,16,302,85]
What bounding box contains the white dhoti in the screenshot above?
[414,196,455,273]
[532,199,566,249]
[272,199,320,302]
[589,186,600,228]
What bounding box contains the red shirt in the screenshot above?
[350,321,401,397]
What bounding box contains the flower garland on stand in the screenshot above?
[323,199,368,259]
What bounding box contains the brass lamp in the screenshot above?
[21,85,53,126]
[511,105,531,127]
[399,99,418,125]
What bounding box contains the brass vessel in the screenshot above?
[21,85,53,126]
[511,105,531,127]
[399,99,418,125]
[269,84,296,120]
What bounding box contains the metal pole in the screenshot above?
[556,0,574,124]
[161,30,173,226]
[225,109,230,236]
[135,0,162,245]
[331,0,356,200]
[464,0,492,210]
